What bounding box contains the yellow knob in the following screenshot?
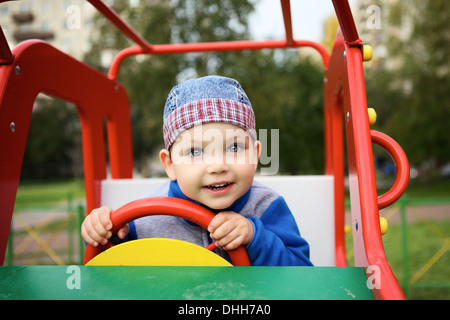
[379,217,388,235]
[368,107,377,125]
[363,45,373,62]
[344,225,351,234]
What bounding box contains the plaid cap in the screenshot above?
[163,76,256,150]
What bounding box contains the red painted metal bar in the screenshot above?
[87,0,152,51]
[324,29,406,299]
[0,40,133,264]
[280,0,294,46]
[331,0,361,46]
[324,51,346,268]
[371,130,410,210]
[108,39,330,80]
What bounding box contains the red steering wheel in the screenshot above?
[83,197,251,266]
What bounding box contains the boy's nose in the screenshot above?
[206,158,229,174]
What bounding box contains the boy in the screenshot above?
[81,76,312,266]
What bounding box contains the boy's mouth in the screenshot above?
[204,182,232,191]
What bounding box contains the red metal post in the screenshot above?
[324,48,346,268]
[280,0,294,46]
[332,0,362,45]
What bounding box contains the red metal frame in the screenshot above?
[0,0,410,299]
[324,28,408,299]
[0,40,133,265]
[0,28,13,64]
[108,39,330,80]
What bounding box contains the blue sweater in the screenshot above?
[126,180,312,266]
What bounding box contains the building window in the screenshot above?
[40,3,50,13]
[41,22,49,31]
[20,4,32,13]
[0,6,9,16]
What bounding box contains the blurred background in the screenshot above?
[1,0,449,299]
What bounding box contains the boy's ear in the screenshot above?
[255,140,262,159]
[253,140,262,170]
[159,149,177,181]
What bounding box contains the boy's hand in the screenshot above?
[208,211,253,251]
[81,206,129,247]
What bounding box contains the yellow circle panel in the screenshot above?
[86,238,232,266]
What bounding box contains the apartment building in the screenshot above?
[0,0,96,60]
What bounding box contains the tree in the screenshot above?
[228,49,325,175]
[83,0,326,176]
[21,97,81,179]
[397,0,450,166]
[173,0,255,76]
[321,15,339,54]
[367,0,450,168]
[83,0,263,175]
[84,0,182,175]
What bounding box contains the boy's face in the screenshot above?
[160,123,261,210]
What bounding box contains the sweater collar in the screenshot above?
[168,180,250,214]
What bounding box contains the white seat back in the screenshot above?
[101,175,335,266]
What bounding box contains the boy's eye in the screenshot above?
[188,148,203,157]
[227,143,243,153]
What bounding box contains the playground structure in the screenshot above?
[0,0,410,300]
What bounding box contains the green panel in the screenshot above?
[0,266,373,300]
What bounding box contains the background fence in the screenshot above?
[394,197,450,299]
[5,192,85,266]
[346,196,450,299]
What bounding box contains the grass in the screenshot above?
[403,178,450,200]
[15,176,449,204]
[384,220,450,300]
[346,216,450,300]
[14,179,85,208]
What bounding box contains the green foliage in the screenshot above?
[18,0,450,179]
[15,179,85,206]
[82,0,325,176]
[173,0,254,76]
[21,98,81,179]
[21,1,328,178]
[237,51,325,174]
[84,0,182,171]
[367,0,450,167]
